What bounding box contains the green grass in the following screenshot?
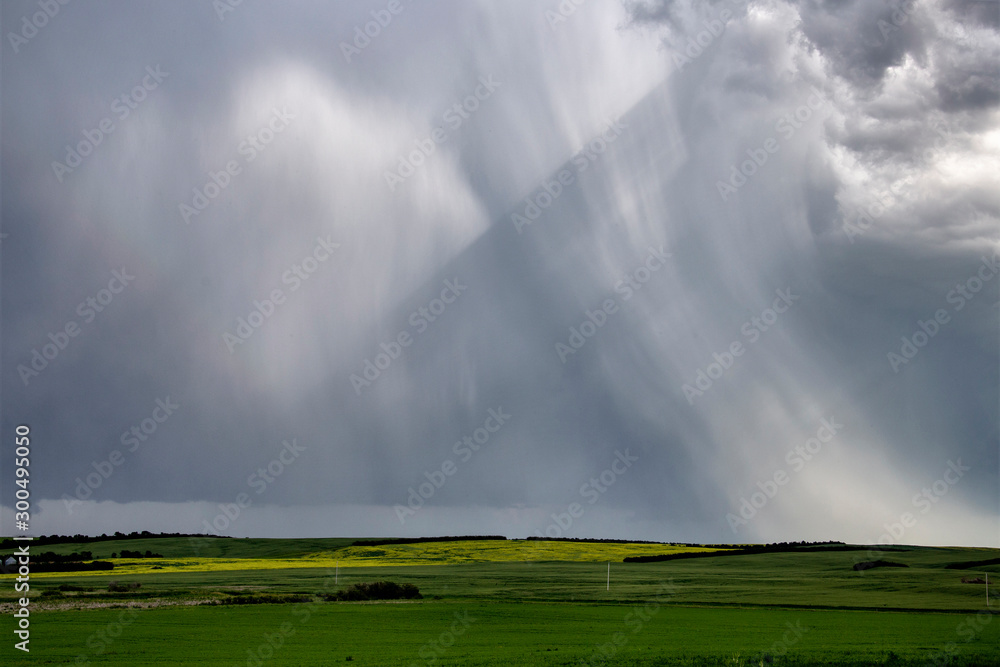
[15,602,1000,665]
[12,547,996,611]
[2,539,997,665]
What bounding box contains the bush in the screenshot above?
[107,581,142,592]
[323,581,421,602]
[852,560,908,571]
[58,584,88,592]
[119,550,163,559]
[219,593,313,605]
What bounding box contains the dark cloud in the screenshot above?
[2,0,997,546]
[943,0,1000,27]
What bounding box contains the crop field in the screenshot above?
[1,537,998,665]
[14,539,729,578]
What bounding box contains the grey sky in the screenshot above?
[2,0,998,546]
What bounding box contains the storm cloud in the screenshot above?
[2,0,997,546]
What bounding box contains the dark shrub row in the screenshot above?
[853,560,909,571]
[625,543,895,564]
[116,550,163,558]
[323,581,421,601]
[946,557,1000,570]
[218,593,313,605]
[107,581,142,592]
[0,532,225,549]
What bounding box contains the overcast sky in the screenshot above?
[2,0,998,546]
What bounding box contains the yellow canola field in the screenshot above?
[11,541,727,578]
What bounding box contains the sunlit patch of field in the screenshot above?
[5,541,727,578]
[326,540,727,566]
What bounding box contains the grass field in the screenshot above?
[2,537,998,665]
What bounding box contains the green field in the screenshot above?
[2,538,998,665]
